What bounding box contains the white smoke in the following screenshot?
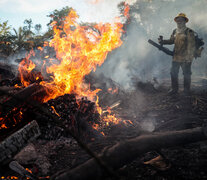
[96,0,207,88]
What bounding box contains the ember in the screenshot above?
[40,94,101,139]
[1,1,207,180]
[0,107,23,130]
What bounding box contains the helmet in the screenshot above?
[174,13,189,22]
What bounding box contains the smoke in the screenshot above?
[2,0,207,90]
[1,47,56,80]
[96,0,207,89]
[140,118,156,132]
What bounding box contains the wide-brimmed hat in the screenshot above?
[174,13,189,22]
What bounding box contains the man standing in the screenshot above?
[159,13,196,95]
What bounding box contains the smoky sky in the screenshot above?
[96,0,207,88]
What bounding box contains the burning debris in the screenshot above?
[40,94,102,140]
[0,7,127,133]
[0,7,133,178]
[1,1,207,180]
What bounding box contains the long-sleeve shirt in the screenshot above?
[162,28,196,62]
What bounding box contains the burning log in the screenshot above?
[0,120,40,165]
[1,83,45,117]
[0,85,103,140]
[52,126,207,180]
[9,161,38,180]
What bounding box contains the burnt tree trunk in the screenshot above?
[52,127,207,180]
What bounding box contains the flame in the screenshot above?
[1,177,18,180]
[51,106,60,117]
[37,46,43,51]
[0,108,23,130]
[18,9,123,102]
[108,87,118,94]
[124,2,130,19]
[102,114,121,126]
[0,117,7,129]
[14,84,22,88]
[36,9,123,103]
[18,50,36,87]
[26,168,33,174]
[16,9,130,131]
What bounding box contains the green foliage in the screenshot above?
[13,27,27,51]
[0,6,75,56]
[0,20,14,55]
[47,6,73,27]
[0,20,11,36]
[23,18,34,39]
[23,18,33,31]
[0,34,16,55]
[43,27,53,39]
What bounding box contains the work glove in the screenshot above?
[158,37,163,45]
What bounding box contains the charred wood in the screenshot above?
[0,120,40,165]
[0,83,45,117]
[0,62,16,80]
[52,126,207,180]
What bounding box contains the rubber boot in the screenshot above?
[184,75,191,95]
[168,75,178,95]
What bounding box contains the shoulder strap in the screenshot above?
[185,28,195,35]
[185,28,189,35]
[172,29,176,35]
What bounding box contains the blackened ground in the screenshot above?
[47,81,207,180]
[1,78,207,180]
[115,89,207,180]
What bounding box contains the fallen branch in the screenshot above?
[52,126,207,180]
[0,87,117,178]
[0,83,45,116]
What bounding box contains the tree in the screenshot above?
[13,27,27,51]
[0,35,15,56]
[23,18,32,31]
[34,24,42,35]
[47,6,73,27]
[23,18,34,39]
[0,20,11,36]
[0,20,15,56]
[43,27,53,39]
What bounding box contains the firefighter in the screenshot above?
[158,13,196,95]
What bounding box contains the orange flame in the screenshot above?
[18,50,36,87]
[124,3,130,19]
[108,87,118,94]
[17,9,130,131]
[37,46,43,51]
[102,114,121,126]
[0,117,7,129]
[1,177,18,180]
[51,106,60,117]
[36,9,123,103]
[0,108,23,130]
